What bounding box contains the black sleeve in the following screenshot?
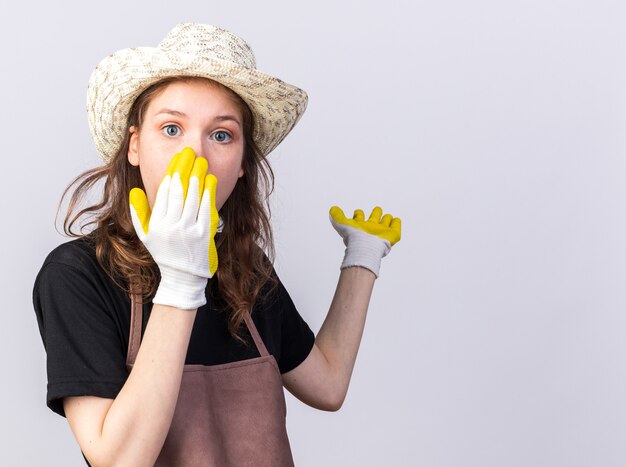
[33,245,129,417]
[273,275,316,374]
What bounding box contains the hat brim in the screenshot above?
[88,47,308,162]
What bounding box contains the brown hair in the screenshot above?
[60,76,277,344]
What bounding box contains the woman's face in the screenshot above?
[128,79,245,211]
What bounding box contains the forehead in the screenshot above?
[146,79,243,118]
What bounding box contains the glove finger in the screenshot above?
[368,206,383,223]
[165,172,185,222]
[353,209,365,222]
[129,188,151,239]
[165,151,181,172]
[153,150,181,222]
[164,146,195,221]
[207,174,219,276]
[208,235,218,277]
[329,206,348,225]
[381,213,393,227]
[181,176,201,225]
[191,157,208,200]
[198,173,218,228]
[181,157,208,224]
[197,173,219,276]
[390,217,402,245]
[166,147,196,201]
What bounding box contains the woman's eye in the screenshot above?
[163,125,180,137]
[212,130,232,143]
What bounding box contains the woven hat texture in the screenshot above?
[87,23,308,162]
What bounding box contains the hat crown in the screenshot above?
[88,23,307,162]
[158,23,257,69]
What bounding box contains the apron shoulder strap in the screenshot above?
[243,312,270,357]
[126,284,143,369]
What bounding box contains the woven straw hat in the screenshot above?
[87,23,308,163]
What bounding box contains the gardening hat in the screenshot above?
[87,23,308,162]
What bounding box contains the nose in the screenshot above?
[183,137,210,167]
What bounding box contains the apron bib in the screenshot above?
[126,292,295,466]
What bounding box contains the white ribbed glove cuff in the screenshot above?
[152,266,208,310]
[340,230,391,278]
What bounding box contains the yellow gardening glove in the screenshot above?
[129,147,219,309]
[329,206,401,278]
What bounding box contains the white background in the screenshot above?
[3,0,626,465]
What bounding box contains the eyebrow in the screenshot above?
[155,109,241,127]
[156,109,188,118]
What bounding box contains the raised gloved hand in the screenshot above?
[329,206,401,278]
[129,147,219,310]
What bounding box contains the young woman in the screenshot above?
[33,23,401,466]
